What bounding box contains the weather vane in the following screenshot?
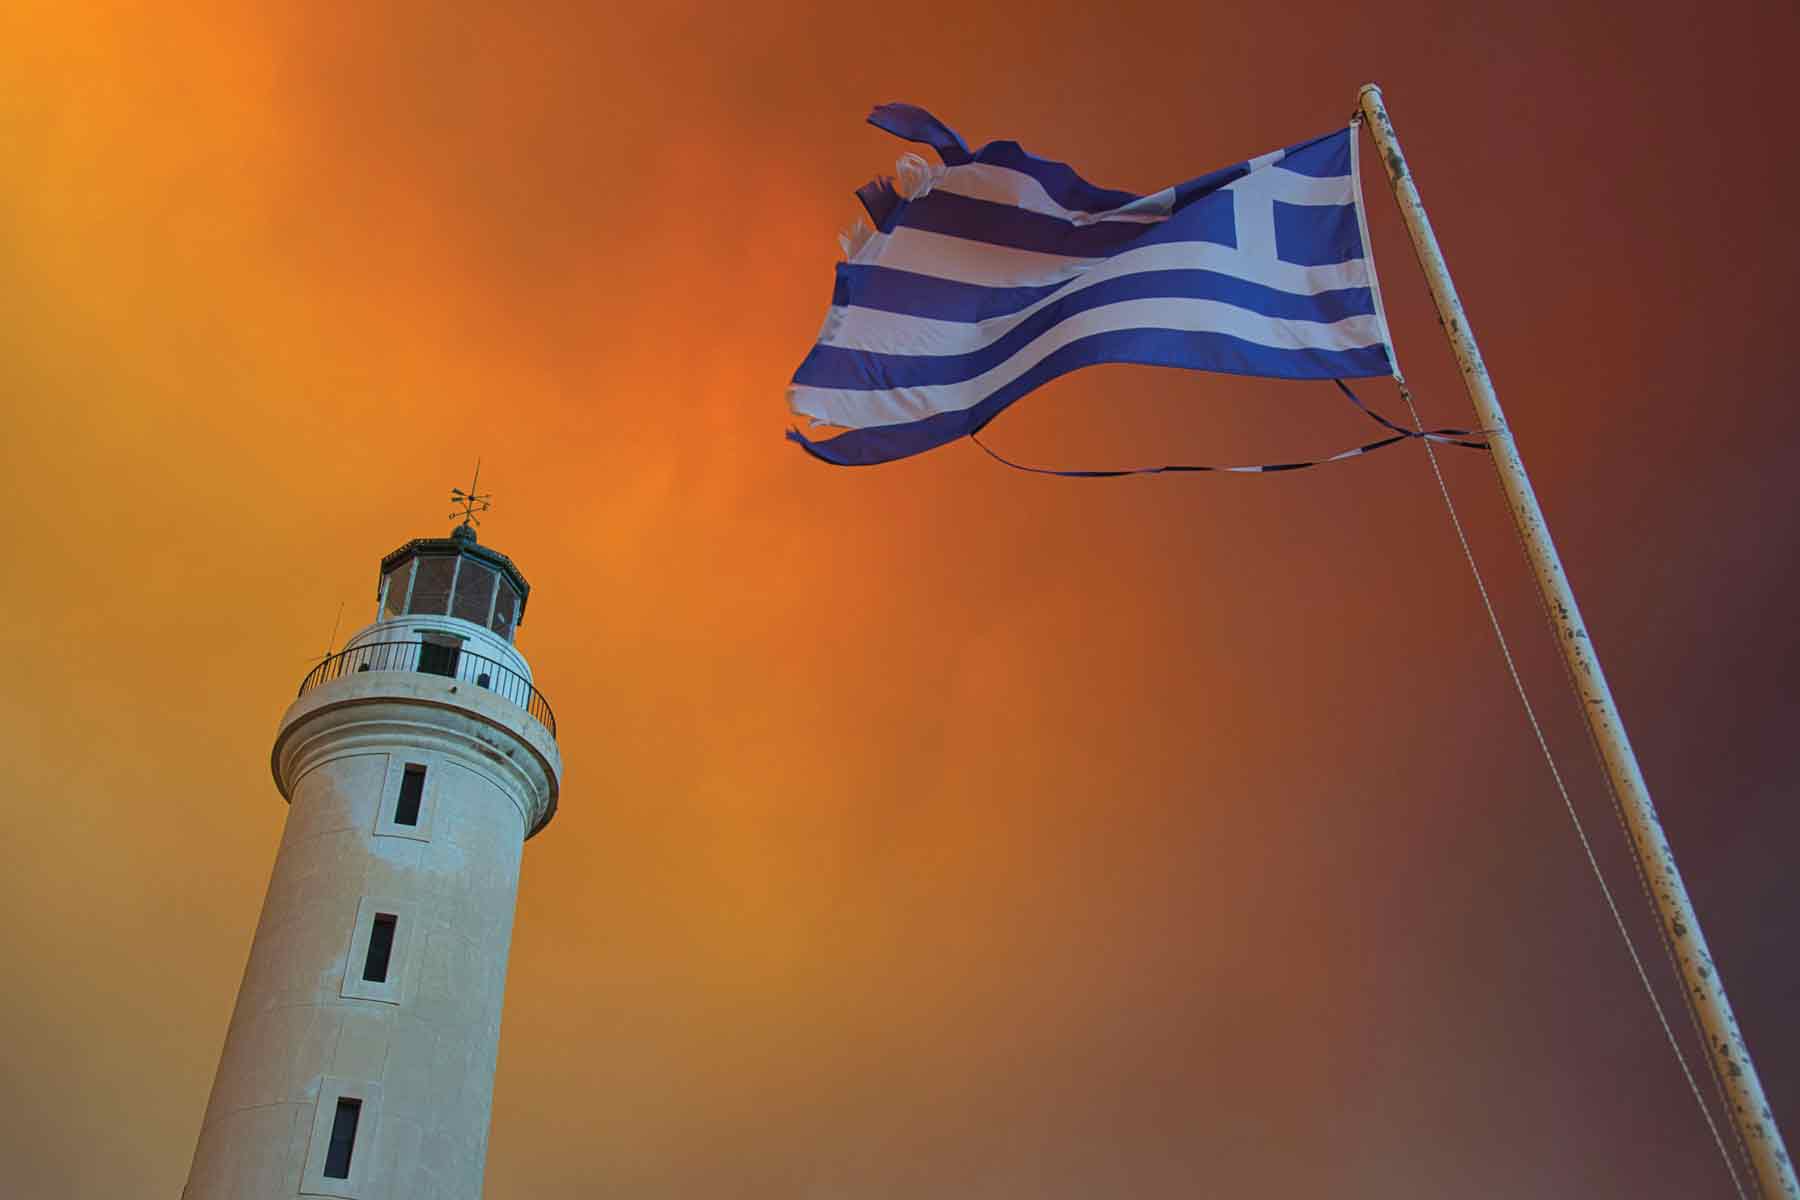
[450,459,492,530]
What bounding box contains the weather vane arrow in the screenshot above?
[450,459,492,530]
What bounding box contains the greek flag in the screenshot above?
[787,104,1396,466]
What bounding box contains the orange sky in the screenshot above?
[3,1,1796,1195]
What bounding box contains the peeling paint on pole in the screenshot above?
[1357,82,1796,1200]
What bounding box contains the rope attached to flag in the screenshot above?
[969,380,1488,477]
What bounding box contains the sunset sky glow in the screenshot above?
[2,1,1796,1196]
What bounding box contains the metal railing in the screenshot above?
[298,640,556,739]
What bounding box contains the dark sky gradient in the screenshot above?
[1,1,1795,1196]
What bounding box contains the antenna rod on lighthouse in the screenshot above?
[1355,83,1795,1199]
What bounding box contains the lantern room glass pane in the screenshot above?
[490,582,518,640]
[382,562,412,619]
[452,559,496,625]
[408,556,455,616]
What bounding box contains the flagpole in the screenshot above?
[1355,82,1795,1200]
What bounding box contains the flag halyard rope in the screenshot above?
[1394,377,1751,1200]
[969,380,1488,477]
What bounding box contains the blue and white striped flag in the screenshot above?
[787,104,1396,466]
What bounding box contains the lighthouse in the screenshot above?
[185,499,562,1198]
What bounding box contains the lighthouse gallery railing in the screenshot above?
[297,641,557,740]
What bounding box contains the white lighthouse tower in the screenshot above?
[185,496,563,1199]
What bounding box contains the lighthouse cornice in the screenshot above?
[274,675,563,837]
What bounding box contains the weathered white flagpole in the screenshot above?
[1355,82,1795,1200]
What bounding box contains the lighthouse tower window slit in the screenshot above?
[323,1097,361,1179]
[362,914,397,983]
[395,766,425,826]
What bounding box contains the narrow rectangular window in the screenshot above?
[362,914,397,983]
[395,765,426,826]
[323,1097,362,1179]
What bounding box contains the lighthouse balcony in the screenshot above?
[297,639,557,739]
